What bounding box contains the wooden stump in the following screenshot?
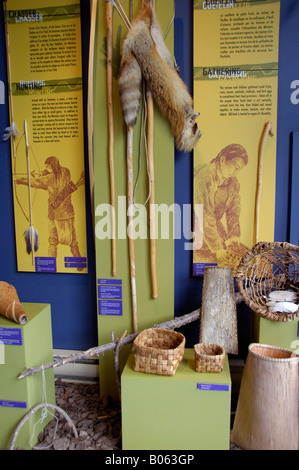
[231,343,299,450]
[199,267,238,354]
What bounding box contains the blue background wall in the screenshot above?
[0,1,298,355]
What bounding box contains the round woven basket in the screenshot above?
[133,328,186,376]
[236,241,299,322]
[194,342,225,373]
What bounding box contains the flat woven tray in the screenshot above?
[194,342,225,373]
[133,328,186,376]
[236,241,299,322]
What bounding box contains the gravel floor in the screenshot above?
[28,378,242,451]
[34,380,121,450]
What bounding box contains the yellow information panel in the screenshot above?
[3,0,87,273]
[193,0,280,276]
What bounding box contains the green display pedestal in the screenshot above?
[253,315,299,352]
[121,348,231,450]
[0,303,55,450]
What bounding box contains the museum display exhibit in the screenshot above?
[0,0,298,451]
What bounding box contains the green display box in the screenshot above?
[0,303,55,450]
[253,315,299,353]
[121,348,231,450]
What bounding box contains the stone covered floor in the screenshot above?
[31,379,241,451]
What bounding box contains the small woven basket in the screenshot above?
[236,241,299,322]
[133,328,186,376]
[194,343,225,373]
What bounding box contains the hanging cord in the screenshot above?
[164,6,175,40]
[29,366,59,449]
[109,0,131,29]
[133,80,152,207]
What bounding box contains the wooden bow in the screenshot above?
[88,0,98,239]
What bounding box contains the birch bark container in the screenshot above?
[0,281,28,324]
[231,343,299,450]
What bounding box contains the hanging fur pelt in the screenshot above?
[118,1,201,152]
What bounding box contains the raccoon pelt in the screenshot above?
[118,2,201,152]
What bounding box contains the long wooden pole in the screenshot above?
[106,0,117,276]
[3,0,18,158]
[255,121,274,244]
[146,0,158,299]
[127,126,138,333]
[147,90,158,299]
[87,0,98,235]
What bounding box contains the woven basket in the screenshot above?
[133,328,186,376]
[236,241,299,322]
[194,342,225,373]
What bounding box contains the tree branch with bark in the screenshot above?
[19,292,244,381]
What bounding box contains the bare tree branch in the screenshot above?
[18,292,244,381]
[18,309,201,380]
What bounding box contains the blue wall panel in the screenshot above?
[290,132,299,245]
[275,2,299,242]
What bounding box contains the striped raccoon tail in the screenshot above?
[118,48,142,128]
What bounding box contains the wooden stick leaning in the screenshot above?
[3,0,18,156]
[255,121,274,244]
[114,329,127,398]
[115,0,131,29]
[113,6,137,333]
[146,0,158,299]
[130,0,133,21]
[127,126,138,333]
[87,0,98,235]
[147,89,158,299]
[106,0,117,276]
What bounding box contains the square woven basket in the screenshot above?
[133,328,186,376]
[194,342,225,373]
